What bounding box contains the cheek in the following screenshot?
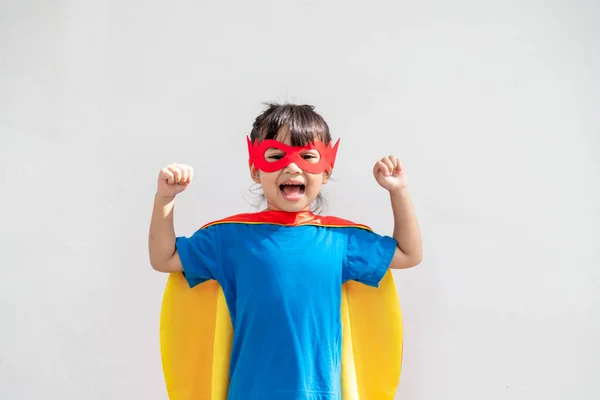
[259,172,279,187]
[306,174,325,188]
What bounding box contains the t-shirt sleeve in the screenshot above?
[175,226,220,288]
[342,227,397,287]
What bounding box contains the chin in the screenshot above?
[268,196,312,213]
[278,202,311,213]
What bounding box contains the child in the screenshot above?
[148,103,422,400]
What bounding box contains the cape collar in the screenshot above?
[200,210,371,230]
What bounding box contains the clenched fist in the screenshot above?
[373,155,408,194]
[157,163,193,199]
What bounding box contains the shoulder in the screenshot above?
[316,215,373,232]
[199,213,259,230]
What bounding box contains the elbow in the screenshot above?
[411,253,423,268]
[408,250,423,268]
[390,248,423,269]
[149,255,169,272]
[150,258,164,272]
[400,256,422,270]
[411,248,423,267]
[149,251,182,273]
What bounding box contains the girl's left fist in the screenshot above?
[373,155,408,193]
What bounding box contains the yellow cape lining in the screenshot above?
[159,220,403,399]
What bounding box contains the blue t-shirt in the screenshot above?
[175,213,397,400]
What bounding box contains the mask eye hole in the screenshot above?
[300,150,321,163]
[265,148,286,162]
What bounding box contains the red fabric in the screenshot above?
[200,210,371,231]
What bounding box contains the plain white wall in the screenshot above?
[1,0,599,399]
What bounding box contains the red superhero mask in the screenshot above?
[247,136,340,174]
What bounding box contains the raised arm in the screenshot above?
[373,156,423,269]
[148,164,193,273]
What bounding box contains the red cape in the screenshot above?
[200,210,371,231]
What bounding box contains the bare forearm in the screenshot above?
[148,193,177,269]
[390,188,422,266]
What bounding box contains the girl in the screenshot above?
[148,103,422,400]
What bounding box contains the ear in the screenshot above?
[322,169,332,184]
[249,162,261,183]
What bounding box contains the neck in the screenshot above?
[265,202,312,213]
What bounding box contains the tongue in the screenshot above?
[282,185,302,196]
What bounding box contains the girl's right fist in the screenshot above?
[157,164,193,199]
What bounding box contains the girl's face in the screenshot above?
[249,127,331,212]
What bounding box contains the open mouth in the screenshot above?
[279,182,305,200]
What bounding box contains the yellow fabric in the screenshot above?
[160,270,402,400]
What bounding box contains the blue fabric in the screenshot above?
[175,222,397,400]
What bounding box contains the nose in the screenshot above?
[283,162,302,174]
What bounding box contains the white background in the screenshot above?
[1,0,599,399]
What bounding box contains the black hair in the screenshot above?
[248,103,332,214]
[250,103,332,146]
